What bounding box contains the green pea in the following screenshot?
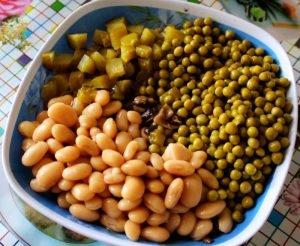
[254,182,264,194]
[271,152,283,165]
[268,140,281,153]
[174,46,184,57]
[240,181,252,194]
[207,190,219,202]
[242,196,254,209]
[177,107,188,118]
[196,114,208,125]
[232,210,244,223]
[205,160,215,171]
[234,159,244,170]
[229,135,240,145]
[149,144,161,153]
[245,163,257,176]
[178,125,189,136]
[218,189,227,200]
[189,133,199,142]
[193,138,203,150]
[177,136,189,146]
[248,138,260,149]
[229,180,240,192]
[214,169,224,179]
[217,159,228,169]
[230,169,242,180]
[225,122,238,135]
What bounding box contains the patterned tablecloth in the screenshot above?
[0,0,299,245]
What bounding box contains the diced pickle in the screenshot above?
[100,48,119,60]
[70,49,85,69]
[69,71,84,92]
[90,51,106,73]
[124,62,135,77]
[121,45,136,63]
[140,28,156,45]
[67,33,87,49]
[152,43,163,60]
[77,54,96,74]
[93,29,111,48]
[106,17,128,49]
[42,80,57,104]
[121,33,139,47]
[127,24,144,35]
[117,80,133,94]
[91,75,115,89]
[138,58,153,72]
[136,45,152,59]
[164,25,184,42]
[77,86,96,104]
[52,74,69,95]
[42,51,55,70]
[106,58,125,79]
[53,53,73,71]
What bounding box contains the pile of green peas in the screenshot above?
[138,17,292,223]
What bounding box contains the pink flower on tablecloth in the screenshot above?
[282,178,300,216]
[282,0,300,19]
[0,0,31,22]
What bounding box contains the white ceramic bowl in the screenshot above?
[2,0,297,245]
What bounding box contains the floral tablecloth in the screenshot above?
[0,0,299,245]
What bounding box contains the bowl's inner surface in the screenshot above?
[8,5,291,245]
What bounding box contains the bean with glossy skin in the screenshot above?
[48,102,78,127]
[134,151,151,163]
[166,213,181,233]
[90,156,108,171]
[57,193,71,208]
[218,207,233,233]
[115,132,133,153]
[170,204,189,214]
[32,118,54,141]
[191,219,213,240]
[118,198,142,211]
[116,109,129,131]
[144,192,166,214]
[102,198,122,218]
[100,214,126,232]
[108,183,123,198]
[95,133,116,150]
[18,121,38,138]
[177,211,197,236]
[162,143,192,161]
[55,146,80,163]
[102,149,125,167]
[103,167,125,184]
[180,174,202,208]
[79,115,97,129]
[127,111,142,124]
[121,160,147,176]
[36,110,48,123]
[82,102,102,119]
[146,179,165,194]
[122,176,145,201]
[141,226,170,243]
[123,141,139,161]
[48,95,73,108]
[47,138,64,154]
[58,179,76,191]
[71,97,84,115]
[52,124,76,143]
[22,138,35,152]
[135,138,148,151]
[128,124,141,138]
[150,153,164,171]
[65,191,79,204]
[164,160,195,176]
[198,168,219,189]
[32,157,53,176]
[76,135,100,156]
[89,171,106,193]
[195,200,226,219]
[71,183,95,201]
[125,220,141,241]
[128,206,150,223]
[102,118,117,139]
[95,90,110,106]
[36,161,64,189]
[22,141,49,166]
[190,151,207,169]
[30,179,48,192]
[165,178,184,209]
[69,204,99,222]
[84,196,102,210]
[160,170,173,185]
[147,211,170,226]
[102,101,122,116]
[62,163,92,180]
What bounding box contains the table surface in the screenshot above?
[0,0,299,245]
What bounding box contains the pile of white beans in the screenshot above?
[18,90,233,243]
